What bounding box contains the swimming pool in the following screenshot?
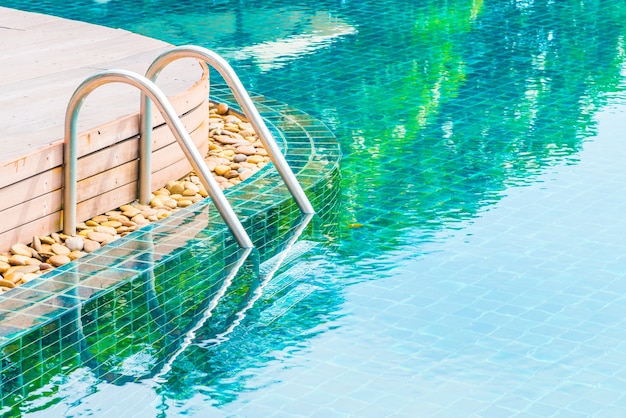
[4,0,626,416]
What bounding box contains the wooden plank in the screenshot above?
[0,64,208,165]
[0,119,208,237]
[0,214,62,253]
[0,7,207,164]
[0,90,208,190]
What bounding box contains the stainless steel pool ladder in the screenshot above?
[140,45,315,215]
[63,69,254,248]
[64,46,315,249]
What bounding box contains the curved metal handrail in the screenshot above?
[140,45,315,214]
[63,69,253,248]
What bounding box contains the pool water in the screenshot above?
[5,0,626,416]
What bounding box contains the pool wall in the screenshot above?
[0,91,341,412]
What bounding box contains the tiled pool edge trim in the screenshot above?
[0,93,341,408]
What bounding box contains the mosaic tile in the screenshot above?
[4,0,626,415]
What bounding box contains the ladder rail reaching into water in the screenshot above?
[140,45,315,214]
[63,69,254,248]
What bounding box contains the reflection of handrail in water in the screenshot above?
[67,214,312,385]
[71,229,251,384]
[197,213,314,349]
[152,246,253,382]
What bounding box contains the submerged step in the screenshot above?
[259,239,319,277]
[255,240,325,326]
[258,282,321,326]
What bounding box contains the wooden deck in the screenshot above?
[0,7,210,252]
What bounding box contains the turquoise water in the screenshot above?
[4,0,626,416]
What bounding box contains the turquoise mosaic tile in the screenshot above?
[4,0,626,415]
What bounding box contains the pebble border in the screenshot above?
[0,102,270,292]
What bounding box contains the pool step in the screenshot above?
[256,240,324,326]
[258,283,320,325]
[259,239,319,277]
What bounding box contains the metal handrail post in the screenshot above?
[63,69,253,248]
[142,45,315,214]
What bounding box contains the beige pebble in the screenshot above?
[168,182,185,195]
[238,129,256,138]
[215,165,231,176]
[51,232,62,243]
[8,255,30,266]
[7,264,40,275]
[215,135,241,145]
[32,236,42,252]
[184,182,200,193]
[21,273,39,283]
[123,208,142,218]
[224,171,240,179]
[247,155,265,164]
[178,199,193,208]
[131,214,147,224]
[39,263,53,271]
[235,145,257,155]
[219,150,235,159]
[101,221,122,228]
[92,215,109,224]
[150,197,164,208]
[51,243,71,256]
[217,102,229,115]
[164,199,178,209]
[64,237,84,252]
[141,207,158,217]
[0,261,10,274]
[239,170,255,181]
[76,222,91,230]
[157,209,170,219]
[28,246,41,259]
[83,240,101,253]
[11,243,32,257]
[48,255,71,267]
[68,251,86,261]
[4,271,24,284]
[94,225,117,236]
[87,231,111,243]
[40,236,56,245]
[0,278,16,289]
[38,251,55,260]
[116,226,133,234]
[224,115,242,124]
